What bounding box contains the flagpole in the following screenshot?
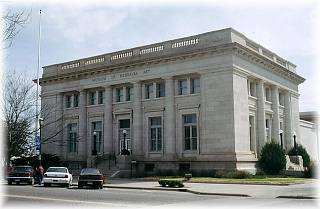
[36,9,42,166]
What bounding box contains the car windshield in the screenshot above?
[13,167,32,172]
[80,168,101,175]
[47,167,67,173]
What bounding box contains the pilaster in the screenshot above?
[257,80,266,153]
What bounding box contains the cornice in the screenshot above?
[38,42,305,86]
[233,43,305,85]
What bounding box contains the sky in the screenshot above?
[2,0,320,112]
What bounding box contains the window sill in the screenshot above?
[175,94,199,98]
[65,107,79,110]
[182,150,198,154]
[148,151,162,154]
[113,101,132,105]
[86,104,104,108]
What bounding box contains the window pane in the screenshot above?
[73,94,79,107]
[119,119,130,129]
[151,139,156,151]
[157,127,162,151]
[146,83,153,99]
[98,91,104,104]
[184,114,197,124]
[150,117,161,126]
[192,126,197,137]
[191,78,200,94]
[116,88,123,102]
[66,95,71,108]
[179,80,188,95]
[192,137,197,150]
[151,128,156,139]
[126,87,132,101]
[156,82,165,97]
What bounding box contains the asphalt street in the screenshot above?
[1,184,318,208]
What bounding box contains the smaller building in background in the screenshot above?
[299,111,320,162]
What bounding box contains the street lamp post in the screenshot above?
[92,131,97,156]
[122,129,127,152]
[121,129,130,155]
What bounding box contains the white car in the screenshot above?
[43,167,73,187]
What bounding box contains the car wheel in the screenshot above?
[99,184,103,189]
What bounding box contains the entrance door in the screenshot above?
[118,119,131,153]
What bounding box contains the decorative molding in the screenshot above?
[39,43,305,87]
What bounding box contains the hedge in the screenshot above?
[288,144,311,167]
[258,141,286,175]
[158,179,184,188]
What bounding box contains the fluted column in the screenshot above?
[79,90,89,165]
[271,86,280,143]
[257,80,266,153]
[164,77,176,158]
[133,82,143,156]
[284,91,293,151]
[104,86,113,154]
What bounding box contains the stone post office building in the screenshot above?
[39,28,305,175]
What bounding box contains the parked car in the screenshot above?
[7,166,34,185]
[43,167,72,187]
[78,168,104,189]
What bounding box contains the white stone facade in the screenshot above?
[39,28,305,175]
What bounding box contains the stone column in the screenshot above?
[79,90,89,166]
[284,91,293,150]
[164,77,176,158]
[256,80,266,153]
[133,82,143,156]
[104,86,113,154]
[271,85,280,143]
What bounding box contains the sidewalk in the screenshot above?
[101,179,319,199]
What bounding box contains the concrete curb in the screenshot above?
[276,196,318,199]
[104,185,251,197]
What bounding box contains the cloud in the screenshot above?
[44,6,128,44]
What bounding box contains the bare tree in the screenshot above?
[2,9,30,48]
[3,72,36,160]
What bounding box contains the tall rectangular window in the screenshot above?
[265,118,270,140]
[190,78,200,94]
[156,82,165,98]
[249,81,256,97]
[66,95,72,108]
[116,88,123,102]
[145,83,153,99]
[67,123,77,153]
[279,92,284,106]
[73,94,79,107]
[178,79,188,95]
[126,86,133,101]
[149,117,162,151]
[89,92,96,105]
[92,121,102,155]
[265,87,271,102]
[98,91,104,104]
[183,114,197,151]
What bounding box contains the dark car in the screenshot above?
[7,166,34,185]
[78,168,104,189]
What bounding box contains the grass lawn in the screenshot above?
[143,176,311,185]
